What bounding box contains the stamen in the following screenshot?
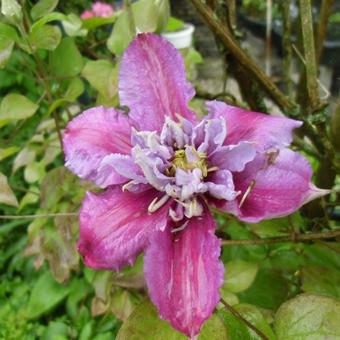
[207,166,219,172]
[148,194,170,213]
[171,221,189,233]
[122,180,137,192]
[239,180,256,208]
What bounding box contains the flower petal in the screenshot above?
[144,208,224,337]
[78,187,170,270]
[119,33,196,131]
[206,101,302,151]
[218,148,329,222]
[209,142,256,172]
[63,106,133,187]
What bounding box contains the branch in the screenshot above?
[220,298,269,340]
[221,229,340,246]
[189,0,296,112]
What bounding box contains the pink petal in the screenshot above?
[119,33,196,131]
[217,148,329,222]
[78,186,170,270]
[63,106,133,187]
[144,208,224,337]
[206,101,302,151]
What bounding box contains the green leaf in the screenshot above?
[274,294,340,339]
[0,23,18,68]
[304,243,340,270]
[31,12,66,31]
[82,15,117,30]
[117,300,227,339]
[0,93,38,123]
[62,13,87,37]
[218,304,275,340]
[27,271,70,319]
[107,0,170,55]
[238,268,288,310]
[64,78,84,101]
[301,265,340,299]
[1,0,22,23]
[165,16,184,32]
[50,37,84,77]
[82,60,118,102]
[12,146,36,173]
[29,24,61,51]
[0,172,18,207]
[41,321,69,340]
[0,146,19,161]
[24,162,45,183]
[30,0,58,20]
[224,260,259,293]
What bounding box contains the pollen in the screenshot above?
[166,147,208,177]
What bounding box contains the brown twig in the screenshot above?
[221,229,340,245]
[220,298,269,340]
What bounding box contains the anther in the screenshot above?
[239,180,256,208]
[171,221,189,233]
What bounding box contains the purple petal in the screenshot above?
[206,101,302,151]
[119,33,196,131]
[218,148,329,222]
[209,142,256,172]
[144,209,224,337]
[63,106,133,187]
[207,170,240,201]
[78,187,170,270]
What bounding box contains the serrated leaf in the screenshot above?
[30,0,58,20]
[50,37,84,77]
[0,93,38,122]
[274,294,340,339]
[0,172,18,207]
[224,260,259,293]
[29,24,61,51]
[27,271,70,319]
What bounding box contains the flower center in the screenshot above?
[165,148,208,177]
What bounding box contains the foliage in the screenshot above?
[0,0,339,338]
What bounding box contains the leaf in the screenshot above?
[29,24,61,51]
[0,172,18,207]
[107,0,170,55]
[30,0,58,20]
[82,15,117,30]
[31,12,66,31]
[62,13,87,37]
[12,146,36,173]
[218,304,275,340]
[50,37,84,77]
[274,294,340,339]
[1,0,22,23]
[24,162,45,183]
[116,300,227,339]
[0,146,19,161]
[238,268,288,310]
[224,260,259,293]
[110,288,137,321]
[301,265,340,299]
[82,60,118,102]
[0,93,38,123]
[64,78,84,100]
[165,16,184,32]
[0,23,18,68]
[19,189,39,211]
[41,321,69,340]
[26,270,70,319]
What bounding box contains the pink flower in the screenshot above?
[63,33,328,338]
[81,1,113,20]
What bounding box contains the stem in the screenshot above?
[221,229,340,246]
[298,0,319,110]
[0,213,78,220]
[189,0,296,112]
[220,299,269,340]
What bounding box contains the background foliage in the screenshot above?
[0,0,340,339]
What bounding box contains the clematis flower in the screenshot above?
[80,1,114,20]
[63,33,328,338]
